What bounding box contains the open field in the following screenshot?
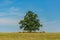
[0,32,60,40]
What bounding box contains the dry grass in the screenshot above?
[0,32,60,40]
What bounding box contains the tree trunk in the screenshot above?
[29,30,32,33]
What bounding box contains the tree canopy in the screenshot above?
[19,11,42,32]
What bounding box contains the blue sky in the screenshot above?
[0,0,60,32]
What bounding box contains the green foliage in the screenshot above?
[19,11,42,32]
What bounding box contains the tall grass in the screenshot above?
[0,32,60,40]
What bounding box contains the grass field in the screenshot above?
[0,32,60,40]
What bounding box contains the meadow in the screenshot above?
[0,32,60,40]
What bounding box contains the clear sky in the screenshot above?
[0,0,60,32]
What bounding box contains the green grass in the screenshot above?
[0,32,60,40]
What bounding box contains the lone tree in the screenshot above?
[19,11,42,32]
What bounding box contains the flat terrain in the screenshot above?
[0,32,60,40]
